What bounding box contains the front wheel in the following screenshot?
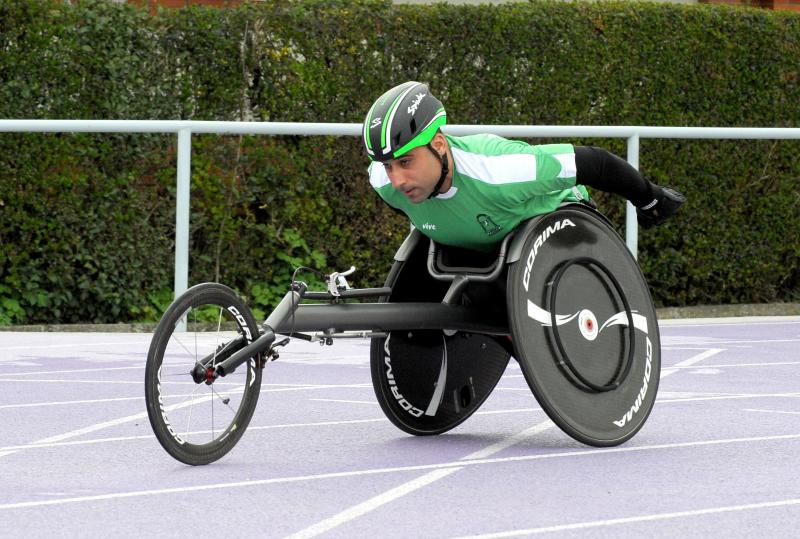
[144,283,262,465]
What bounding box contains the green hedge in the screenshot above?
[1,0,798,324]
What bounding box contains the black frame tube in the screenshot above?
[273,302,509,334]
[214,301,508,379]
[215,328,275,377]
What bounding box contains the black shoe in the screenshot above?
[636,187,686,229]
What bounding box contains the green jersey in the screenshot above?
[369,134,590,251]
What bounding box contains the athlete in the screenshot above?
[364,81,685,252]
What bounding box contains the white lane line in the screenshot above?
[0,379,346,386]
[0,409,150,459]
[667,338,800,345]
[475,408,539,416]
[309,399,375,405]
[0,396,144,410]
[284,420,556,539]
[0,435,156,452]
[0,348,745,455]
[12,393,800,455]
[2,390,239,410]
[460,421,555,461]
[0,418,391,453]
[0,379,143,385]
[23,410,151,446]
[0,415,546,454]
[0,389,246,409]
[661,349,724,377]
[8,386,796,454]
[284,421,555,539]
[260,385,373,393]
[660,393,800,404]
[284,468,462,539]
[662,361,800,370]
[227,418,387,432]
[1,366,143,376]
[2,432,799,512]
[264,383,373,388]
[659,316,800,326]
[450,498,800,538]
[286,348,720,538]
[0,384,373,410]
[661,348,753,351]
[0,386,241,459]
[661,348,755,352]
[0,341,152,352]
[744,409,800,416]
[277,356,371,364]
[5,379,796,455]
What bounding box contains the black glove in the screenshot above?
[636,187,686,229]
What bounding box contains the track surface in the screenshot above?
[1,316,799,538]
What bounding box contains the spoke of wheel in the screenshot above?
[170,309,223,373]
[157,383,245,443]
[156,387,246,399]
[163,304,243,444]
[194,309,198,368]
[213,306,224,367]
[211,384,238,415]
[171,314,201,367]
[160,377,205,436]
[211,307,226,440]
[184,384,203,442]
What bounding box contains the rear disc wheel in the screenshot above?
[507,206,661,446]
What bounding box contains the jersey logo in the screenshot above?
[477,214,502,236]
[422,222,437,231]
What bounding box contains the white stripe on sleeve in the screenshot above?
[368,162,391,189]
[554,152,577,179]
[452,147,537,185]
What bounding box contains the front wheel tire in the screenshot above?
[144,283,262,465]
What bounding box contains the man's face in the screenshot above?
[381,144,442,204]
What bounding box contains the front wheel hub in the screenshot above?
[190,364,216,385]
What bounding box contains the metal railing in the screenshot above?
[2,120,799,300]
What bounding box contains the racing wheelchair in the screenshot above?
[144,204,660,465]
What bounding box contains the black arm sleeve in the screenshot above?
[574,146,657,208]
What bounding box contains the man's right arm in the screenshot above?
[574,146,686,228]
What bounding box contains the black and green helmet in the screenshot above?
[362,81,447,162]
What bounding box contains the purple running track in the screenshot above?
[1,316,799,538]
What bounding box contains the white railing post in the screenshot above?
[175,128,192,301]
[626,134,640,259]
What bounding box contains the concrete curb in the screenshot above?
[1,303,798,333]
[0,323,159,333]
[656,302,800,319]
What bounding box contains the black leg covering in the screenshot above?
[574,146,658,208]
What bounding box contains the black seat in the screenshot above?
[434,242,504,275]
